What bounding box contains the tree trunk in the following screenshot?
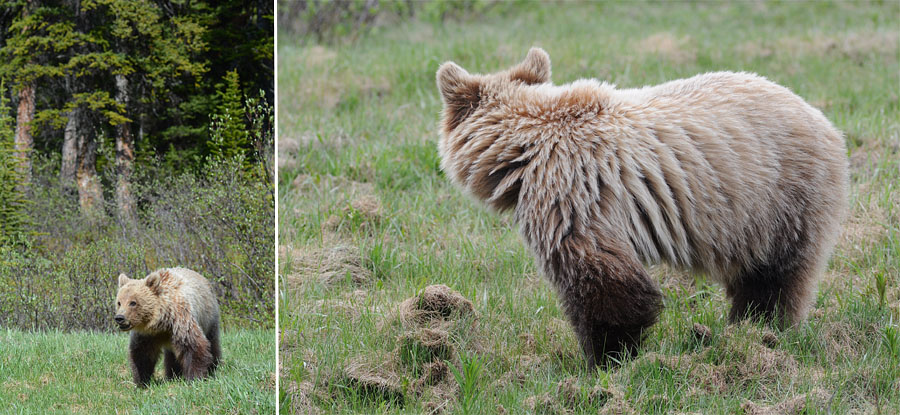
[60,109,78,192]
[114,74,135,222]
[14,83,34,188]
[76,119,104,216]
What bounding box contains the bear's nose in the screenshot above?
[114,315,126,324]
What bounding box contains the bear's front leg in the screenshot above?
[164,350,183,379]
[548,236,663,367]
[174,322,213,381]
[129,333,162,387]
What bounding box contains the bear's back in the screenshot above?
[162,267,220,333]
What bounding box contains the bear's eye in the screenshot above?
[129,301,137,307]
[117,301,120,306]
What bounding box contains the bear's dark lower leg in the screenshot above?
[129,333,161,387]
[549,236,663,367]
[177,341,213,381]
[207,322,221,374]
[164,350,183,379]
[727,261,812,327]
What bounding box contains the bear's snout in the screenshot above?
[114,314,130,330]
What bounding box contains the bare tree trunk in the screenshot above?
[14,83,34,188]
[114,74,135,221]
[60,109,78,192]
[76,121,104,216]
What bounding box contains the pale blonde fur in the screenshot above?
[436,48,848,364]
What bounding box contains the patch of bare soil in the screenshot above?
[635,32,697,64]
[280,244,370,290]
[741,388,831,415]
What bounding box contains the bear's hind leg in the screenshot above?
[164,350,183,379]
[207,321,222,374]
[727,250,819,327]
[174,322,214,381]
[550,236,663,367]
[129,333,162,388]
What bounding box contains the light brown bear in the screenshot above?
[436,48,848,367]
[115,267,221,387]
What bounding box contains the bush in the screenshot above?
[0,97,275,331]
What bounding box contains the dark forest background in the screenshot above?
[0,0,274,331]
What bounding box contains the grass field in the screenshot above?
[279,2,899,414]
[0,329,274,414]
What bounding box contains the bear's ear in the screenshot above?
[436,62,481,132]
[145,273,162,295]
[509,47,551,85]
[118,273,130,287]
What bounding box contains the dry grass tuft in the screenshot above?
[341,355,406,405]
[635,32,696,64]
[281,244,370,290]
[398,284,476,328]
[692,323,712,344]
[347,194,382,222]
[741,388,831,415]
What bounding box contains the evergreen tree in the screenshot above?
[209,69,249,161]
[0,80,29,244]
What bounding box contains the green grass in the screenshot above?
[0,329,275,414]
[279,2,899,414]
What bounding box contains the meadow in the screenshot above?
[279,2,899,414]
[0,329,275,414]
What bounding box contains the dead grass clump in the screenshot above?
[392,285,477,412]
[741,388,831,415]
[398,327,455,369]
[291,174,315,193]
[557,377,613,409]
[737,31,899,62]
[398,285,476,328]
[524,393,562,415]
[289,173,375,196]
[306,45,337,66]
[282,244,370,290]
[705,328,799,395]
[341,356,405,406]
[777,31,899,62]
[413,360,458,414]
[820,320,863,363]
[635,32,697,64]
[692,323,712,344]
[637,324,800,397]
[523,378,616,414]
[653,264,696,296]
[347,194,382,222]
[286,380,322,415]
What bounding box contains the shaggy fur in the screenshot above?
[436,48,848,366]
[115,267,221,387]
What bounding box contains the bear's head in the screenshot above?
[114,272,165,332]
[435,47,552,211]
[436,47,551,135]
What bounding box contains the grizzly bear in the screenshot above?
[435,48,848,366]
[115,267,221,387]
